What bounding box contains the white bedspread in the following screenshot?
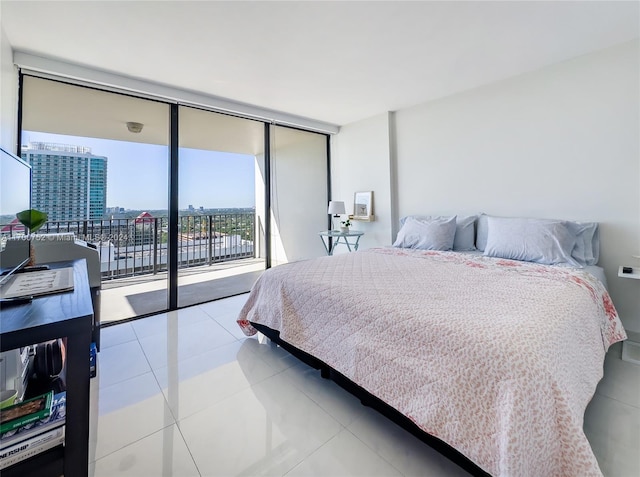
[237,248,626,477]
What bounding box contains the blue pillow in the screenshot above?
[452,215,477,251]
[476,213,489,251]
[399,215,476,251]
[483,217,579,266]
[477,214,600,265]
[393,216,457,250]
[568,222,599,266]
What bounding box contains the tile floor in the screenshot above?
[88,294,640,477]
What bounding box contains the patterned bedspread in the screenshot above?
[237,248,626,477]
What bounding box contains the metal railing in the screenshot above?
[1,213,256,281]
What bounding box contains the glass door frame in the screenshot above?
[16,71,331,318]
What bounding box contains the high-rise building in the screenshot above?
[21,142,108,221]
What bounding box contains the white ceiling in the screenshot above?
[1,1,639,127]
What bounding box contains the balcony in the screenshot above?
[0,212,264,323]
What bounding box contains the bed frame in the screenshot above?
[252,322,491,477]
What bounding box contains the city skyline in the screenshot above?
[21,131,257,212]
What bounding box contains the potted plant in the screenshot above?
[16,209,48,265]
[340,219,352,233]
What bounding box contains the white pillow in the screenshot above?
[483,217,579,266]
[399,215,477,251]
[393,216,456,251]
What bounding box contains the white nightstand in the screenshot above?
[618,266,640,364]
[618,266,640,279]
[318,230,364,256]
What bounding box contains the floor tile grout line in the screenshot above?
[92,421,176,465]
[102,294,249,344]
[133,321,241,372]
[129,302,242,340]
[95,356,154,393]
[146,353,184,425]
[167,360,343,476]
[150,357,280,425]
[597,358,640,410]
[343,412,417,477]
[343,427,408,477]
[198,307,251,340]
[277,361,368,426]
[172,419,204,477]
[95,324,206,469]
[93,299,285,475]
[137,330,282,425]
[592,389,640,412]
[281,429,347,477]
[95,338,152,390]
[98,322,137,350]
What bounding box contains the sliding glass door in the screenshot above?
[15,75,330,325]
[177,106,265,307]
[19,76,170,323]
[269,125,328,266]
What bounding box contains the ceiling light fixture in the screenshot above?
[126,121,144,133]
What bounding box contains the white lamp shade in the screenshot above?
[327,201,346,215]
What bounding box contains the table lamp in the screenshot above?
[327,201,345,230]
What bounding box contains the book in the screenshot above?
[0,391,53,434]
[0,426,64,470]
[0,391,66,450]
[0,267,74,299]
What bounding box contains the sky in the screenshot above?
[21,131,256,211]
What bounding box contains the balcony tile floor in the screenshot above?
[100,259,264,323]
[89,295,640,476]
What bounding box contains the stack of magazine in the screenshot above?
[0,391,66,470]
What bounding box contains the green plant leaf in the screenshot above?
[16,209,48,233]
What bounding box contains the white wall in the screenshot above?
[331,112,394,252]
[334,40,640,333]
[0,26,17,151]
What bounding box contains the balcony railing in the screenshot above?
[1,213,256,281]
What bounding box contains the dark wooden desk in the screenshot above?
[1,259,92,477]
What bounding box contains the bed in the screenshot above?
[236,214,626,477]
